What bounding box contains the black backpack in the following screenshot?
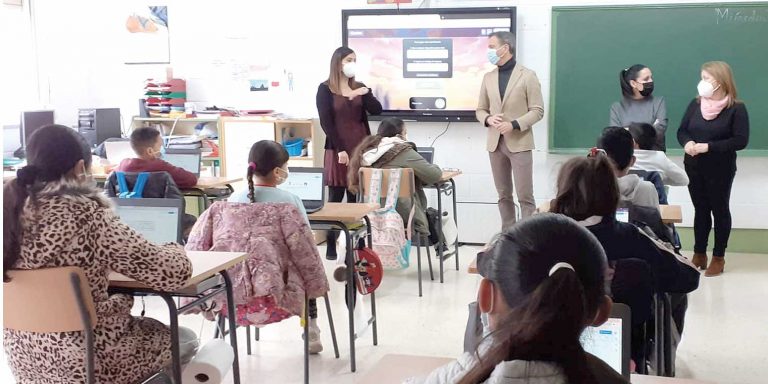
[425,207,447,252]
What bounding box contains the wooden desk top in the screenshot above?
[308,202,379,223]
[659,204,683,224]
[109,251,247,293]
[359,354,715,384]
[538,201,683,224]
[440,169,462,182]
[189,177,242,189]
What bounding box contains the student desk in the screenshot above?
[182,177,241,209]
[94,173,241,209]
[359,354,716,384]
[537,201,683,225]
[109,251,247,384]
[308,202,379,373]
[423,169,463,284]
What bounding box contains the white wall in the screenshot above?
[21,0,768,241]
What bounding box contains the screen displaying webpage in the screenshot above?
[115,205,179,244]
[346,12,511,113]
[581,318,623,375]
[278,172,324,201]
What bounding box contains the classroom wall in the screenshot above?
[20,0,768,242]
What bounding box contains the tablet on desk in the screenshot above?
[581,303,631,379]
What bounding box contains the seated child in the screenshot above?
[598,126,659,209]
[117,127,198,188]
[628,122,689,186]
[228,140,324,354]
[347,117,442,236]
[407,214,628,384]
[3,125,196,383]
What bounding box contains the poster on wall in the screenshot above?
[124,6,170,64]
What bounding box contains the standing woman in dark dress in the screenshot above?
[678,61,749,277]
[317,46,382,259]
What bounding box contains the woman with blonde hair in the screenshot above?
[677,61,749,276]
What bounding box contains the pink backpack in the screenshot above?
[366,169,412,269]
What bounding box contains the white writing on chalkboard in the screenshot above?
[716,8,768,24]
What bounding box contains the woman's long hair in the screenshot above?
[326,46,363,95]
[458,213,607,384]
[347,118,405,194]
[3,125,92,282]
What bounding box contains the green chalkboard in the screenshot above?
[550,3,768,155]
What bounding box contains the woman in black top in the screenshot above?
[316,47,382,259]
[677,61,749,277]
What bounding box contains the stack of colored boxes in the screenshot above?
[144,78,186,118]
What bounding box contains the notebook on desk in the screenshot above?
[111,198,183,244]
[278,167,325,213]
[164,148,202,177]
[580,302,631,379]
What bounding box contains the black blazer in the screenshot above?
[315,82,383,153]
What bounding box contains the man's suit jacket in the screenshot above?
[476,64,544,153]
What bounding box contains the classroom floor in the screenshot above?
[2,247,766,384]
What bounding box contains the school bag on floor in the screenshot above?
[366,168,411,269]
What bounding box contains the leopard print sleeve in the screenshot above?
[92,206,192,291]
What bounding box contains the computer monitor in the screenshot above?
[164,148,202,176]
[417,147,435,164]
[21,110,55,147]
[111,198,183,244]
[279,167,325,213]
[580,303,631,379]
[3,125,21,158]
[104,140,135,165]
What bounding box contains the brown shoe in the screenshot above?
[705,256,725,277]
[691,253,708,270]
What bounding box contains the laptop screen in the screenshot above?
[105,141,135,165]
[279,170,324,201]
[113,203,181,244]
[164,152,201,175]
[581,317,624,376]
[417,147,434,164]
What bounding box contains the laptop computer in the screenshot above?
[580,302,631,379]
[105,140,136,165]
[164,148,202,176]
[278,167,325,213]
[111,198,183,244]
[416,147,435,164]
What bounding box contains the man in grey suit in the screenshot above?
[476,31,544,230]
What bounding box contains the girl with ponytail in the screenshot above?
[407,214,628,384]
[226,140,326,354]
[3,125,195,383]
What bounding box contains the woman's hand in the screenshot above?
[348,87,369,100]
[684,141,698,156]
[338,151,350,165]
[693,143,709,154]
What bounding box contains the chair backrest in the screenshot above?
[357,167,415,203]
[3,267,96,333]
[104,171,184,201]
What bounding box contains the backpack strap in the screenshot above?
[117,172,149,199]
[382,168,402,210]
[116,172,131,198]
[367,169,384,206]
